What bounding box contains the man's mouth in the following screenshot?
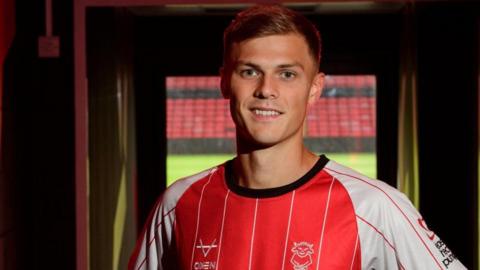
[253,109,281,116]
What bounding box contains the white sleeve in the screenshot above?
[324,161,467,270]
[128,197,178,270]
[128,168,216,270]
[381,188,466,270]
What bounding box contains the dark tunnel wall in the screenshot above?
[416,3,479,268]
[2,0,75,269]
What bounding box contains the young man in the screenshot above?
[130,5,466,270]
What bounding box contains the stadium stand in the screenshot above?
[166,76,375,141]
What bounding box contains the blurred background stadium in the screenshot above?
[166,75,377,185]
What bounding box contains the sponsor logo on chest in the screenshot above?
[194,239,218,269]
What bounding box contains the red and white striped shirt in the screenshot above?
[129,155,466,270]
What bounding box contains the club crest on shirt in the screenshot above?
[290,241,314,270]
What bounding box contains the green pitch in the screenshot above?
[167,153,376,186]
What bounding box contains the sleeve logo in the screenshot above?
[418,218,459,268]
[418,218,436,240]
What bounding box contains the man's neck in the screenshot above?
[234,139,319,189]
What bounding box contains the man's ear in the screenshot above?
[308,72,324,104]
[219,67,230,99]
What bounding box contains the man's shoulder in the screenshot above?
[323,159,396,196]
[161,162,226,208]
[323,159,412,212]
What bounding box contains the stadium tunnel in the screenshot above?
[0,0,478,269]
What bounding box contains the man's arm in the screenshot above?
[366,185,467,270]
[128,197,177,270]
[324,162,467,269]
[128,167,216,270]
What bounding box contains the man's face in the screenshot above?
[222,33,323,149]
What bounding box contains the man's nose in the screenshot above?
[254,74,279,99]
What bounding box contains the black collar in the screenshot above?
[225,155,329,198]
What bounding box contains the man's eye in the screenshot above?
[280,71,296,80]
[240,69,259,78]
